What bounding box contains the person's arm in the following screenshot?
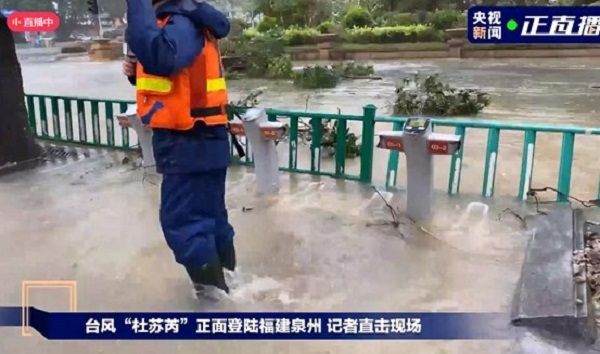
[178,0,231,39]
[125,0,204,77]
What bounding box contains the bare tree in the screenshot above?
[0,13,42,172]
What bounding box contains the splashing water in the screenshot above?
[449,201,490,235]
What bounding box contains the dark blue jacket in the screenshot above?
[126,0,231,174]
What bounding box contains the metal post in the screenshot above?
[116,105,156,174]
[231,108,285,195]
[95,0,104,37]
[359,104,376,184]
[377,118,462,221]
[97,14,103,37]
[402,122,434,221]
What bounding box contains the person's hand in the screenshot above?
[117,116,132,128]
[123,57,136,77]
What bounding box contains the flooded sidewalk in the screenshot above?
[6,56,600,352]
[0,150,522,353]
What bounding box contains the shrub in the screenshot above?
[454,13,467,28]
[344,25,443,44]
[381,12,418,26]
[282,27,320,46]
[294,65,339,89]
[243,27,319,46]
[320,120,361,158]
[293,62,375,89]
[413,10,430,24]
[393,73,491,116]
[343,5,374,28]
[61,45,87,54]
[244,24,445,45]
[229,18,249,37]
[267,56,294,79]
[242,28,259,39]
[224,71,241,80]
[257,16,279,32]
[331,62,374,77]
[429,9,461,30]
[238,36,292,79]
[219,38,238,56]
[317,20,334,34]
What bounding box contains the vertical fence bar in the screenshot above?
[360,104,376,184]
[482,128,500,198]
[105,102,115,147]
[288,115,298,171]
[63,98,74,141]
[385,120,403,189]
[50,97,60,138]
[119,103,129,147]
[26,95,37,134]
[557,132,575,202]
[310,118,322,174]
[77,99,87,142]
[334,119,347,177]
[39,97,49,137]
[517,130,536,200]
[90,100,101,145]
[447,126,466,195]
[227,107,234,158]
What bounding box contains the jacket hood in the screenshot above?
[156,0,230,39]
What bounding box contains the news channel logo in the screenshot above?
[468,6,600,43]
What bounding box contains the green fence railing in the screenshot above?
[25,94,135,150]
[375,116,600,202]
[24,94,600,202]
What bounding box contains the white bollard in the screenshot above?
[229,108,286,196]
[116,104,157,175]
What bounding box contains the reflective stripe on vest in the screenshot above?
[136,78,172,93]
[207,78,226,92]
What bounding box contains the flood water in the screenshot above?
[1,56,599,353]
[0,151,522,354]
[19,57,600,200]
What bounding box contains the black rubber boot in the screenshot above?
[186,259,229,294]
[219,243,236,271]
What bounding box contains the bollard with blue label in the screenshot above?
[229,108,286,195]
[377,118,462,221]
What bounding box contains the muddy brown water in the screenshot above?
[19,57,600,200]
[0,57,599,353]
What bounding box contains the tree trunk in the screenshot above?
[0,13,42,171]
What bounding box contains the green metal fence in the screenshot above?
[376,116,600,202]
[24,94,600,202]
[25,94,135,150]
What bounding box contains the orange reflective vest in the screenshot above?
[136,16,228,130]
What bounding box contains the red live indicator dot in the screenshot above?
[7,12,60,33]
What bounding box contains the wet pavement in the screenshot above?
[2,57,600,352]
[0,150,523,353]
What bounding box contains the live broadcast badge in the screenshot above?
[7,11,60,32]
